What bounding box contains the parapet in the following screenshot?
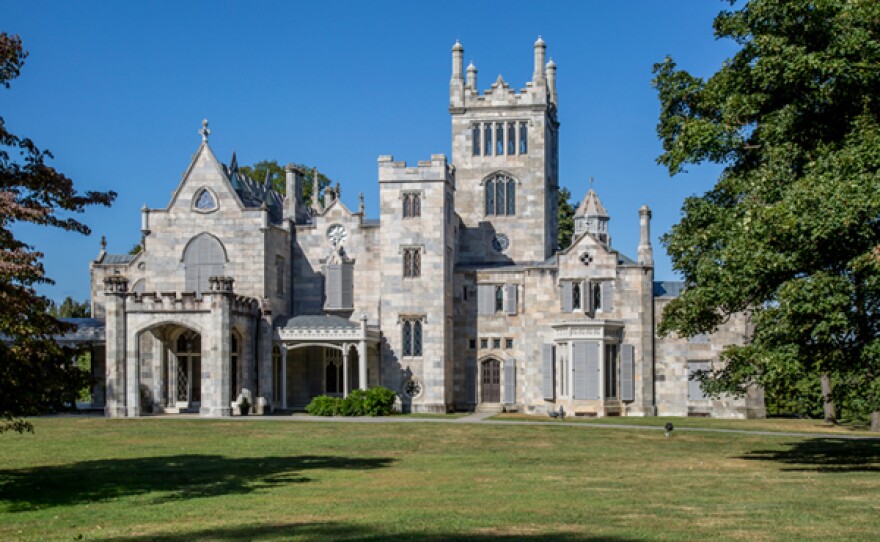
[378,154,453,186]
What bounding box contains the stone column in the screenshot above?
[257,312,274,411]
[201,277,233,417]
[90,345,106,408]
[241,319,257,398]
[102,276,128,418]
[125,324,140,417]
[342,344,350,398]
[359,315,368,390]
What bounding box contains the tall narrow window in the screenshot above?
[605,344,619,399]
[403,320,412,357]
[275,256,284,296]
[494,285,504,313]
[403,248,421,278]
[572,282,581,311]
[495,123,504,155]
[403,193,421,218]
[402,317,423,357]
[484,173,516,216]
[485,179,495,215]
[519,122,528,154]
[484,123,492,155]
[593,282,602,312]
[507,123,515,155]
[495,180,505,215]
[472,125,481,156]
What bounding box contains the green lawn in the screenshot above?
[492,413,877,436]
[1,418,878,541]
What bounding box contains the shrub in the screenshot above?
[305,395,340,416]
[363,386,396,416]
[339,389,367,416]
[304,387,397,417]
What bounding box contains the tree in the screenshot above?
[238,160,333,202]
[47,296,90,318]
[0,34,115,432]
[653,1,880,430]
[557,186,576,249]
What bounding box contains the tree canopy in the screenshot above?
[238,159,332,202]
[0,34,115,432]
[558,186,576,249]
[653,1,880,429]
[47,297,91,318]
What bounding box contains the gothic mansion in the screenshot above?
[77,38,764,418]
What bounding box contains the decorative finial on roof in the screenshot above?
[359,192,365,214]
[335,182,341,198]
[100,235,107,250]
[199,119,210,142]
[535,35,545,46]
[452,39,463,52]
[590,176,594,189]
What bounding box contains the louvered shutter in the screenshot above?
[504,284,517,315]
[561,281,572,312]
[503,360,516,404]
[465,360,477,403]
[325,264,341,308]
[478,284,493,315]
[542,344,555,400]
[340,263,353,308]
[585,342,600,399]
[602,281,614,312]
[621,344,634,401]
[688,362,710,400]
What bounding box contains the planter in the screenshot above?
[240,406,251,416]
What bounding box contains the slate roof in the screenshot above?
[653,281,685,298]
[101,254,136,265]
[281,315,358,330]
[575,189,608,217]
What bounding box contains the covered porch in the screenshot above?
[273,314,381,411]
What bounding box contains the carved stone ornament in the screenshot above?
[326,223,347,246]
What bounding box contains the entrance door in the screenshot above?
[481,359,501,403]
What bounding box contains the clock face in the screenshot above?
[492,233,510,252]
[327,224,347,245]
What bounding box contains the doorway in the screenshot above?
[481,359,501,403]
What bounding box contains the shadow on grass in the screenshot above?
[740,438,880,472]
[0,454,393,511]
[99,522,637,542]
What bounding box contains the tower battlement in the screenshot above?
[378,154,453,186]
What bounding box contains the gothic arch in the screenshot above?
[182,233,228,295]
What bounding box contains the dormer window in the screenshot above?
[194,188,217,212]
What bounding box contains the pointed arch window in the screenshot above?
[484,173,517,216]
[183,233,226,296]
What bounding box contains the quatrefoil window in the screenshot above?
[579,251,593,266]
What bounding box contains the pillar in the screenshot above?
[342,344,350,398]
[281,346,288,409]
[359,315,368,390]
[124,326,140,417]
[201,277,233,417]
[102,276,128,418]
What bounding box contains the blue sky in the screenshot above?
[4,1,739,303]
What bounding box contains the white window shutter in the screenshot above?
[585,281,594,313]
[465,359,477,404]
[325,264,341,308]
[688,362,710,400]
[503,360,516,404]
[561,281,572,312]
[341,263,354,308]
[478,284,493,315]
[602,281,614,312]
[585,342,600,399]
[504,284,517,315]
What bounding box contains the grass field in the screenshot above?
[1,417,878,541]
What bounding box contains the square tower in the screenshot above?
[449,38,559,265]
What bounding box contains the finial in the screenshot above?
[359,192,365,214]
[535,35,545,46]
[100,235,107,250]
[547,57,556,68]
[452,40,463,52]
[335,182,341,198]
[199,119,210,142]
[590,176,595,189]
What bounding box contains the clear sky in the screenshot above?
[4,0,739,303]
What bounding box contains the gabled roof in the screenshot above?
[575,188,608,218]
[282,315,358,330]
[653,281,685,298]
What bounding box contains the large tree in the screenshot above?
[558,186,576,249]
[0,34,115,432]
[238,159,332,202]
[47,296,91,318]
[653,1,880,430]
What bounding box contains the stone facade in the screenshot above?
[84,40,764,419]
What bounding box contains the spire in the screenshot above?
[574,182,611,245]
[229,151,239,174]
[312,167,322,213]
[546,57,557,105]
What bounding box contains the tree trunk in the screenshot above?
[872,411,880,433]
[820,373,836,424]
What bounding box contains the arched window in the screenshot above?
[183,234,226,296]
[484,173,516,216]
